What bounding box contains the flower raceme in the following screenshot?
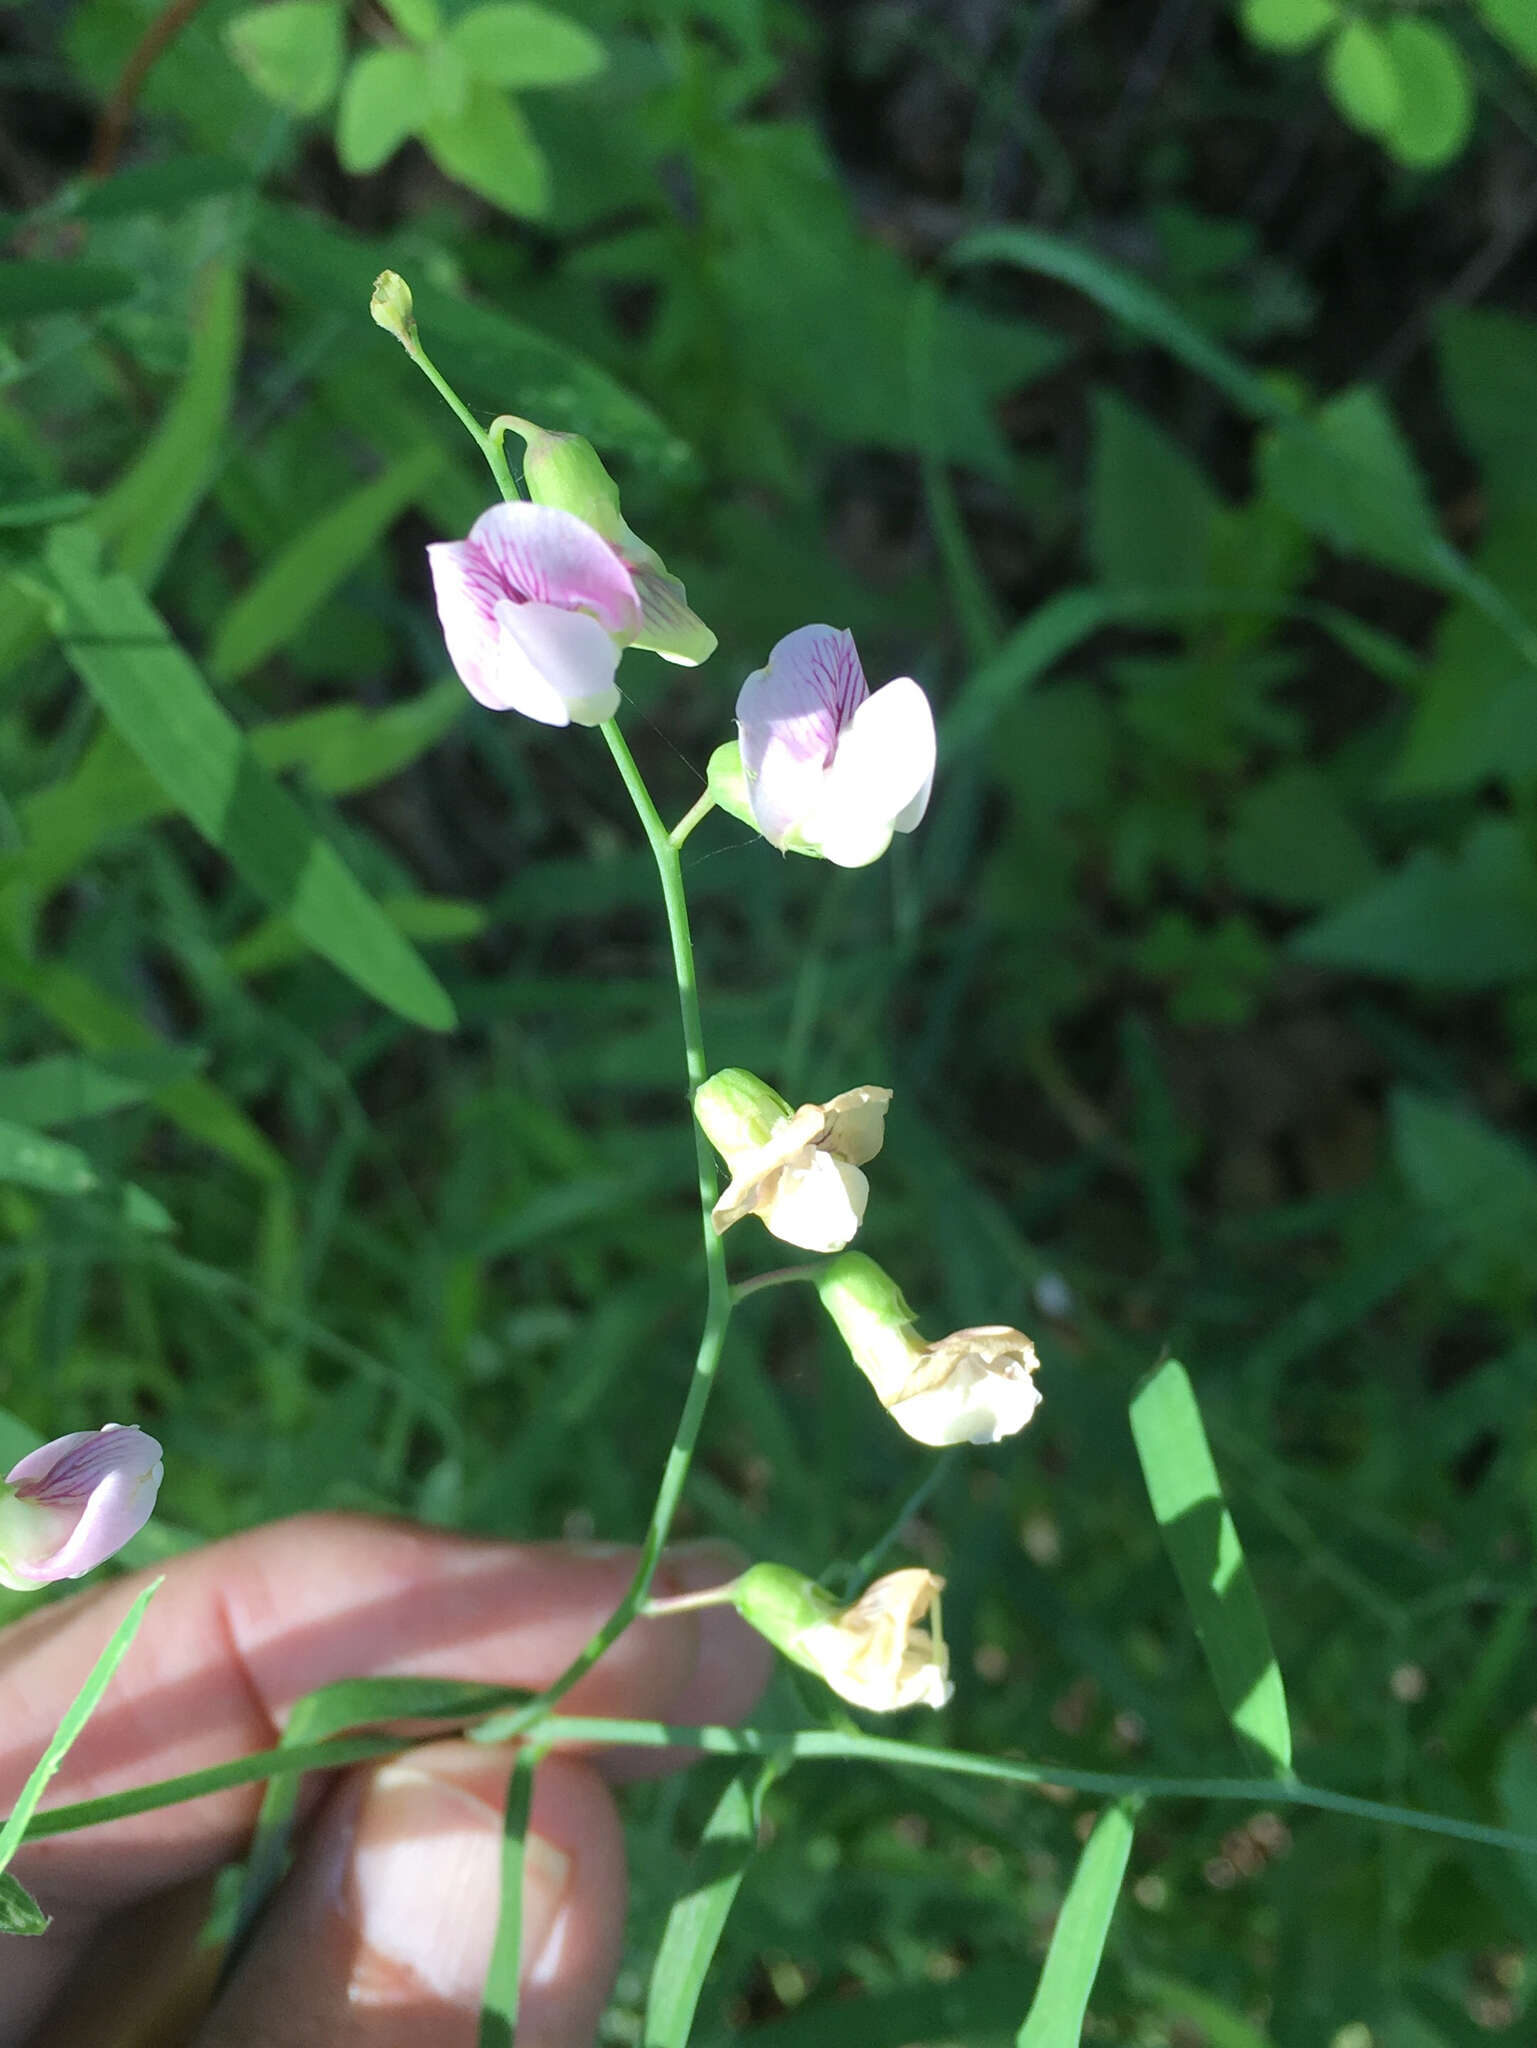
[429,501,646,728]
[816,1252,1042,1448]
[694,1067,891,1254]
[721,624,936,868]
[728,1562,953,1713]
[0,1425,164,1590]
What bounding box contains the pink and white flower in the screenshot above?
[428,501,644,728]
[735,625,936,868]
[0,1424,163,1589]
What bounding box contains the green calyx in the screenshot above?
[693,1067,793,1161]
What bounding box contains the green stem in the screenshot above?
[471,720,733,1743]
[401,335,519,504]
[731,1263,825,1305]
[668,788,717,849]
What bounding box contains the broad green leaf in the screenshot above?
[943,588,1115,752]
[1478,0,1537,68]
[250,202,688,474]
[1326,19,1401,136]
[1437,306,1537,490]
[1129,1360,1292,1774]
[208,445,442,682]
[0,1582,160,1878]
[1017,1800,1136,2047]
[644,1763,778,2046]
[90,258,244,590]
[1089,391,1221,592]
[1225,764,1378,909]
[478,1753,537,2048]
[0,260,135,319]
[378,0,441,36]
[0,1052,197,1128]
[227,892,484,977]
[336,47,428,172]
[44,525,456,1033]
[67,156,253,220]
[224,0,345,115]
[0,937,284,1183]
[1293,820,1537,987]
[448,3,606,89]
[0,492,94,528]
[425,39,472,120]
[0,1113,173,1231]
[1239,0,1336,53]
[1259,386,1441,580]
[0,1870,47,1936]
[423,81,551,218]
[1381,19,1474,170]
[1391,1089,1537,1308]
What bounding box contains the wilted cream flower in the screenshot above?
[816,1253,1041,1447]
[725,1561,952,1713]
[694,1068,891,1254]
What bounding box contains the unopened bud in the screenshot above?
[0,1425,163,1589]
[369,270,417,349]
[693,1067,792,1162]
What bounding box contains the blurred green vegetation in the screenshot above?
[3,0,1537,2039]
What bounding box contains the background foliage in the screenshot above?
[3,0,1537,2039]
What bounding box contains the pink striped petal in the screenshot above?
[489,601,623,727]
[2,1423,163,1584]
[467,501,640,636]
[736,625,869,847]
[427,538,503,707]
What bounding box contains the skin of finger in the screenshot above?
[0,1518,695,2040]
[192,1747,625,2048]
[2,1515,698,1906]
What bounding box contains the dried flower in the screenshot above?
[816,1252,1041,1447]
[0,1425,163,1589]
[428,501,644,727]
[734,624,935,867]
[730,1562,952,1713]
[694,1068,891,1253]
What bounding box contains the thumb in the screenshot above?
[194,1744,625,2048]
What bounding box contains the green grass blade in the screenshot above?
[644,1761,779,2046]
[478,1749,538,2048]
[0,1112,173,1231]
[44,524,456,1033]
[0,1869,48,1935]
[90,257,244,590]
[1129,1359,1293,1775]
[0,1580,161,1885]
[1016,1798,1136,2047]
[208,445,442,683]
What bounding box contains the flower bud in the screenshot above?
[731,1562,952,1713]
[817,1252,1042,1447]
[706,740,756,831]
[497,417,716,667]
[0,1425,164,1589]
[369,270,417,349]
[696,1076,892,1254]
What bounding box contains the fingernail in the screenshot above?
[347,1764,572,2008]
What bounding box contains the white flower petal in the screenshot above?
[827,677,936,834]
[489,602,622,726]
[761,1152,868,1253]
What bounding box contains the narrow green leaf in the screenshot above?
[1129,1970,1276,2047]
[0,492,94,528]
[90,257,244,590]
[448,3,606,89]
[1017,1799,1136,2047]
[0,261,136,320]
[67,157,253,221]
[478,1751,538,2048]
[336,47,428,172]
[1129,1360,1293,1774]
[228,893,484,978]
[423,81,551,218]
[0,1871,48,1936]
[224,0,345,114]
[0,1115,99,1196]
[0,1581,161,1878]
[644,1762,778,2046]
[0,1051,195,1128]
[208,445,442,682]
[44,526,456,1033]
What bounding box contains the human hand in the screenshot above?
[0,1513,770,2047]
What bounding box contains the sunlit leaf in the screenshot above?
[1325,18,1401,135]
[422,81,551,217]
[336,47,428,172]
[1381,19,1474,170]
[1239,0,1337,53]
[644,1763,778,2046]
[448,3,606,89]
[1017,1800,1136,2046]
[1129,1360,1292,1774]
